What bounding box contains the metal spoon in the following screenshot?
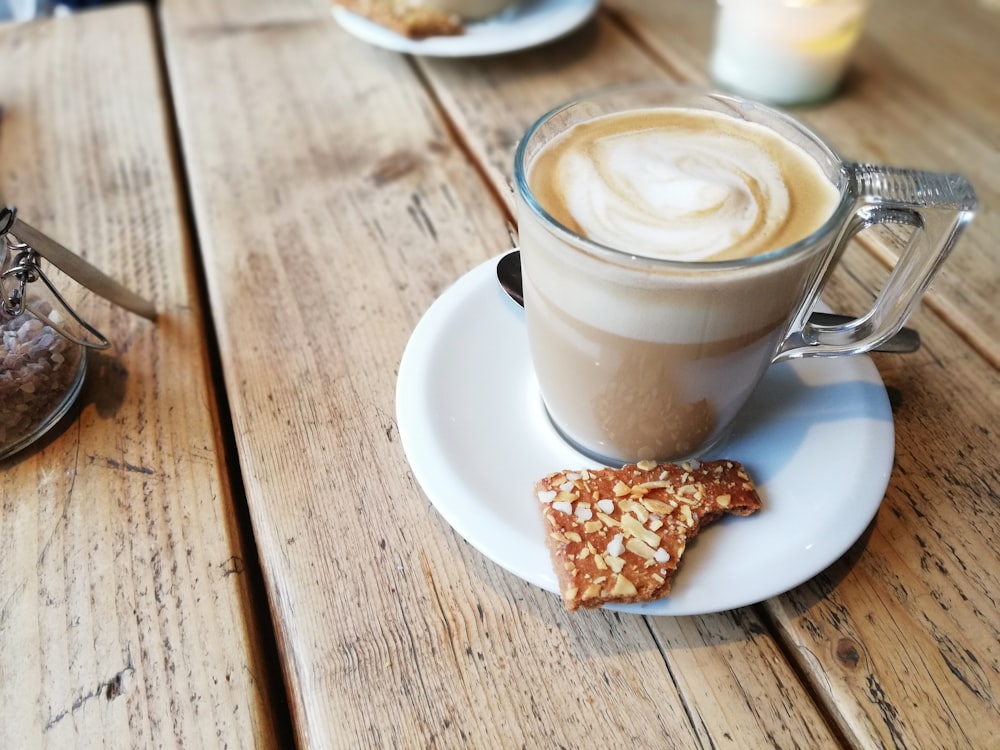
[496,250,921,354]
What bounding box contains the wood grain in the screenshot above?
[159,0,842,746]
[764,249,1000,749]
[0,6,281,747]
[13,0,987,747]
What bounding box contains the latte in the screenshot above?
[517,97,844,462]
[528,108,839,262]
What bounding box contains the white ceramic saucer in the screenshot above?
[396,256,894,615]
[332,0,598,57]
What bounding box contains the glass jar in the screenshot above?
[0,302,87,459]
[0,205,154,460]
[1,231,95,460]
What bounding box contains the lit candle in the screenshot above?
[710,0,871,105]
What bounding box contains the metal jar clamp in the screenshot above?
[1,206,156,332]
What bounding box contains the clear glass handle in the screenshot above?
[775,164,978,361]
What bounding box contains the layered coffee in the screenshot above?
[518,105,841,462]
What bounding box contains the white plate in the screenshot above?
[396,256,894,615]
[332,0,599,57]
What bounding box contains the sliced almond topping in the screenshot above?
[616,498,637,514]
[626,537,656,559]
[641,498,674,515]
[583,520,603,535]
[620,514,661,548]
[611,574,637,597]
[717,494,731,507]
[636,459,658,471]
[637,481,672,490]
[612,480,631,497]
[596,512,620,528]
[582,584,602,601]
[605,555,626,573]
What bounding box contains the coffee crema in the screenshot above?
[528,108,839,262]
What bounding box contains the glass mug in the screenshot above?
[513,83,976,466]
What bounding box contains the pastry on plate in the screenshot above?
[536,459,762,611]
[336,0,513,39]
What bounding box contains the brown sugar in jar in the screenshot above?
[1,205,155,459]
[0,302,86,460]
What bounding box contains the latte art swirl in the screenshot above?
[529,109,838,262]
[564,134,787,260]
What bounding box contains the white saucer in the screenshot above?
[396,256,894,615]
[332,0,598,57]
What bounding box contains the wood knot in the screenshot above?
[835,637,862,669]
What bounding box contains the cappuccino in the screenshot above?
[528,108,838,262]
[518,103,840,462]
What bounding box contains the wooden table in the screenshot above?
[2,0,997,746]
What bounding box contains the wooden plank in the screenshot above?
[158,0,841,746]
[764,247,1000,748]
[0,5,282,747]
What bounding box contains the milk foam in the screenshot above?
[530,109,838,262]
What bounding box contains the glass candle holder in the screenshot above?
[710,0,871,106]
